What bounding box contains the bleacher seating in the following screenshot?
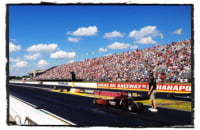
[33,39,191,83]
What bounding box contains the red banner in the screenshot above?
[97,83,191,93]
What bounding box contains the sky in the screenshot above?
[8,4,192,76]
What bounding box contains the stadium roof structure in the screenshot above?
[29,66,57,77]
[28,69,47,77]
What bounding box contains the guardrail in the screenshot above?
[9,95,75,125]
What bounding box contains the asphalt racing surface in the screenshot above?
[9,83,193,127]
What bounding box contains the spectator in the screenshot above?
[33,39,191,83]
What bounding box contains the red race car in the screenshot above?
[93,94,144,112]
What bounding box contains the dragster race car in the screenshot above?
[93,94,144,112]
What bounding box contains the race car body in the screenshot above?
[93,95,144,112]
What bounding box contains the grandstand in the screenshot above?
[33,39,191,83]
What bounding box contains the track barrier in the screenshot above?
[9,96,74,125]
[10,80,192,94]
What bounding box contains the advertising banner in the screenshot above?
[97,83,191,93]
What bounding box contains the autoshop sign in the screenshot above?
[97,83,191,93]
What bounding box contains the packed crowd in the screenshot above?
[33,39,191,83]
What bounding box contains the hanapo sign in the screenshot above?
[97,83,191,93]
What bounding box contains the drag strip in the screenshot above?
[8,83,193,127]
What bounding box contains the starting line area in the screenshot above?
[51,89,192,112]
